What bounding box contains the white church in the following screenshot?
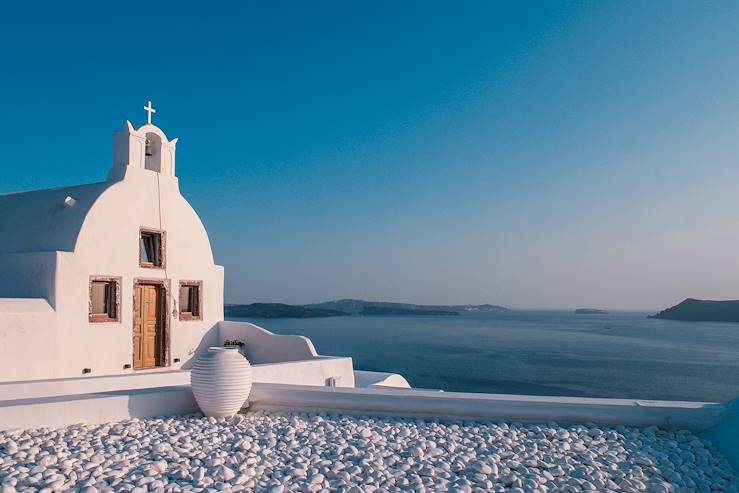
[0,106,734,475]
[0,104,408,391]
[0,104,223,380]
[0,104,225,381]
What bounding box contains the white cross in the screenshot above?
[143,100,156,124]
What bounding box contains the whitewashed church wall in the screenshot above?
[0,298,57,382]
[44,168,225,379]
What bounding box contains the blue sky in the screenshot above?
[2,2,739,309]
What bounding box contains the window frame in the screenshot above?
[179,280,203,321]
[139,228,166,269]
[88,276,122,323]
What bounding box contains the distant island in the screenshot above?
[360,306,458,316]
[224,303,348,319]
[574,308,608,315]
[308,299,508,315]
[649,298,739,323]
[225,299,508,319]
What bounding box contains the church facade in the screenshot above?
[0,106,224,381]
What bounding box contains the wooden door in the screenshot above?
[133,284,161,369]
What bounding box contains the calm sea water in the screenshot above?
[226,311,739,402]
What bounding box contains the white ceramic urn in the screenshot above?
[190,347,253,418]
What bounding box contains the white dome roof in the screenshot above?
[0,181,111,254]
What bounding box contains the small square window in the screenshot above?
[179,282,202,320]
[89,277,120,322]
[140,229,164,268]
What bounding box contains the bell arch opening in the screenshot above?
[144,132,163,172]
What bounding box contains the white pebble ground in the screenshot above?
[0,411,736,493]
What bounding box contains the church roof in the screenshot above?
[0,181,111,254]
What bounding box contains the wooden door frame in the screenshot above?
[132,278,171,369]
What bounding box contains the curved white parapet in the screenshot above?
[218,321,319,364]
[191,347,253,418]
[354,370,411,389]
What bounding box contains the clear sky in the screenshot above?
[1,2,739,310]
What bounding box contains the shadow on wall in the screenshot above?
[180,324,220,370]
[125,386,199,421]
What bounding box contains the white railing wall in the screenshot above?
[217,320,319,364]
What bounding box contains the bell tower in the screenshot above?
[108,101,178,182]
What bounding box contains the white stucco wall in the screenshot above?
[0,299,57,381]
[54,165,224,378]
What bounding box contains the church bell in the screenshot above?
[145,139,154,157]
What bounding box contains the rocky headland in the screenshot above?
[650,299,739,323]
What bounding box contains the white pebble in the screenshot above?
[0,412,733,493]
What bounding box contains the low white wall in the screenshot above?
[700,398,739,470]
[0,299,58,382]
[0,380,731,461]
[0,357,355,402]
[253,357,355,388]
[249,384,726,431]
[0,360,347,431]
[218,321,320,364]
[0,386,197,431]
[0,369,190,401]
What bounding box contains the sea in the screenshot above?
[226,310,739,402]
